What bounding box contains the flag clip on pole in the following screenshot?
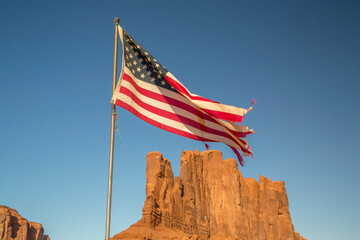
[105,17,120,240]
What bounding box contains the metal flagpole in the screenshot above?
[105,17,120,240]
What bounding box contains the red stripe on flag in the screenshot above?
[115,99,215,143]
[119,86,243,143]
[123,74,218,123]
[204,109,244,123]
[229,146,245,167]
[164,75,219,103]
[165,75,247,123]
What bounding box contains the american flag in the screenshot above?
[112,26,255,166]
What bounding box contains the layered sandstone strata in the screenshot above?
[112,150,306,240]
[0,205,50,240]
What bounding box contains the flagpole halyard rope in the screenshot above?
[112,108,124,145]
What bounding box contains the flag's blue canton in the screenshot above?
[123,31,177,93]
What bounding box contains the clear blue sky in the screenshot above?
[1,1,359,239]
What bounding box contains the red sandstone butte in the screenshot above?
[112,150,307,240]
[0,205,50,240]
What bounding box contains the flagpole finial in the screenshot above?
[114,17,120,26]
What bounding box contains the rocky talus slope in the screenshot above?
[112,150,306,240]
[0,205,50,240]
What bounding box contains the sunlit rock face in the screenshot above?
[112,150,307,240]
[0,205,50,240]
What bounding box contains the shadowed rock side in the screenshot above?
[112,150,306,240]
[0,205,50,240]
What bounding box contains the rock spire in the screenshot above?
[112,150,306,240]
[0,205,50,240]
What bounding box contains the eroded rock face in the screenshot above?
[0,205,50,240]
[112,150,306,240]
